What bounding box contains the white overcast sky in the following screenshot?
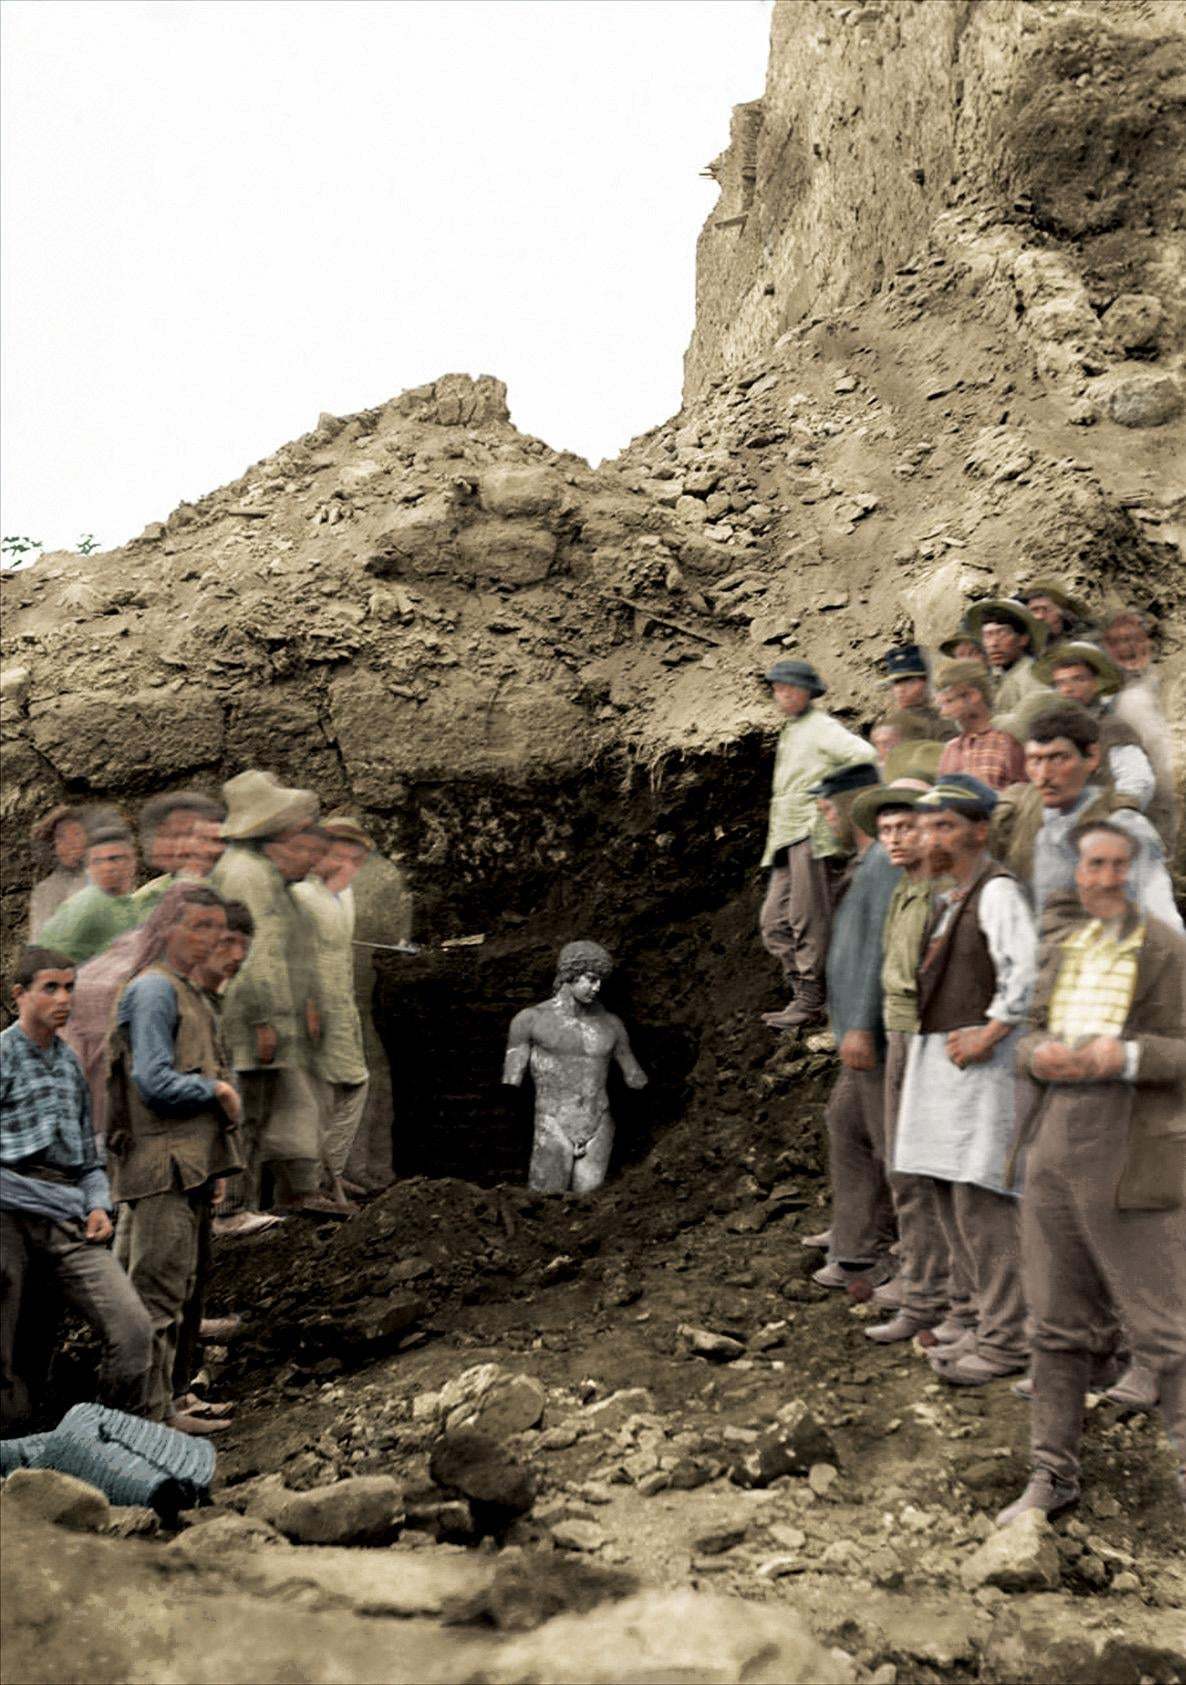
[2,0,771,555]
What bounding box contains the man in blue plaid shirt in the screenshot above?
[1,945,151,1431]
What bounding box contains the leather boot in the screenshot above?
[1157,1363,1186,1505]
[1030,1347,1093,1489]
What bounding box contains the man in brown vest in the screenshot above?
[998,820,1186,1524]
[893,775,1038,1384]
[107,887,244,1434]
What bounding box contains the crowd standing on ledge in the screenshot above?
[0,582,1181,1533]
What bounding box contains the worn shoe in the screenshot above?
[211,1212,286,1238]
[275,1194,357,1220]
[199,1314,243,1342]
[934,1351,1026,1387]
[866,1313,935,1344]
[1011,1373,1036,1401]
[924,1316,975,1346]
[800,1228,833,1251]
[871,1276,905,1309]
[762,1004,827,1032]
[813,1257,893,1292]
[996,1469,1080,1527]
[1102,1363,1159,1411]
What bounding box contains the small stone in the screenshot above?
[768,1524,807,1551]
[1,1468,110,1533]
[551,1518,608,1553]
[679,1325,746,1362]
[1104,372,1182,429]
[581,1389,655,1433]
[870,1666,898,1685]
[538,1425,582,1451]
[807,1463,839,1497]
[1111,1570,1140,1594]
[834,376,858,393]
[270,1476,403,1546]
[730,1402,835,1489]
[1100,293,1163,350]
[439,1364,546,1438]
[959,1510,1061,1593]
[693,1521,749,1556]
[636,1472,670,1497]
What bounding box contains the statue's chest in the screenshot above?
[533,1018,615,1060]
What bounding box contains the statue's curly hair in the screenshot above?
[553,940,614,991]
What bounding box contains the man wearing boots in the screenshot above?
[894,775,1037,1385]
[998,820,1186,1524]
[758,660,876,1033]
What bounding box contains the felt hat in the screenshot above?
[1034,641,1123,697]
[915,772,998,820]
[933,658,993,698]
[938,629,986,660]
[1017,579,1090,622]
[763,658,826,696]
[964,598,1049,654]
[880,644,929,682]
[883,740,944,782]
[851,777,930,838]
[220,770,319,841]
[808,762,881,801]
[320,813,374,851]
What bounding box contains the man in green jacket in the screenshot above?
[40,829,140,963]
[758,659,877,1032]
[998,819,1186,1524]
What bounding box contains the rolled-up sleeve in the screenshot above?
[978,877,1037,1024]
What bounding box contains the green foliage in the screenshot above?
[76,533,100,555]
[1,535,43,570]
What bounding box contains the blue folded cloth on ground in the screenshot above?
[0,1402,216,1514]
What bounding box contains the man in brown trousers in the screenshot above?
[998,820,1186,1523]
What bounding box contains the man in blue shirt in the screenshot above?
[1,946,151,1431]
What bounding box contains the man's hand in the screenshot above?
[1077,1036,1127,1081]
[1030,1040,1087,1082]
[255,1024,278,1066]
[306,1001,321,1043]
[839,1030,878,1072]
[214,1080,243,1125]
[946,1022,1007,1069]
[84,1208,113,1244]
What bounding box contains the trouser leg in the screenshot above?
[173,1199,212,1398]
[759,865,796,983]
[218,1070,268,1216]
[347,1017,395,1186]
[571,1118,615,1193]
[321,1079,370,1179]
[0,1213,34,1431]
[119,1188,201,1420]
[931,1178,977,1329]
[784,842,834,1010]
[45,1220,152,1415]
[827,1066,893,1264]
[953,1182,1026,1366]
[260,1068,322,1202]
[883,1033,949,1321]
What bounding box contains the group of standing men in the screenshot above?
[758,584,1184,1526]
[1,770,409,1437]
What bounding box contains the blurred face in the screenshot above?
[1050,663,1100,707]
[918,808,985,875]
[1025,595,1066,636]
[1102,617,1150,674]
[164,903,228,977]
[1025,736,1098,809]
[1075,831,1134,921]
[198,928,251,990]
[263,826,327,882]
[890,675,928,710]
[949,639,985,664]
[88,842,136,896]
[316,839,369,893]
[570,972,603,1005]
[936,682,988,731]
[14,968,75,1040]
[818,796,842,836]
[981,620,1028,669]
[149,809,198,874]
[182,819,226,878]
[53,820,88,871]
[871,723,901,766]
[771,682,812,718]
[876,808,922,870]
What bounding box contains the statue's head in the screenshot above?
[553,939,614,1003]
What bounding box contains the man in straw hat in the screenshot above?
[1035,642,1157,818]
[209,771,342,1225]
[850,775,957,1344]
[1016,580,1093,644]
[295,815,375,1204]
[997,818,1186,1525]
[894,774,1038,1385]
[962,598,1050,719]
[758,659,878,1033]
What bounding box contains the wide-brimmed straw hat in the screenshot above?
[1033,641,1123,697]
[1017,579,1090,622]
[883,741,944,782]
[320,813,374,851]
[964,598,1049,654]
[851,777,931,838]
[220,770,319,841]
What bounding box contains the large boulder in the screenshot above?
[268,1476,404,1546]
[0,1467,110,1533]
[429,1429,536,1526]
[435,1363,547,1438]
[729,1402,835,1489]
[960,1511,1061,1593]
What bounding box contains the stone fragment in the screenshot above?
[105,1506,160,1539]
[0,1468,110,1533]
[481,1590,858,1682]
[478,466,565,519]
[692,1520,749,1556]
[679,1325,746,1362]
[429,1430,535,1525]
[551,1518,608,1553]
[675,494,708,524]
[167,1513,288,1558]
[1104,372,1182,429]
[959,1510,1061,1593]
[580,1388,656,1433]
[438,1363,546,1438]
[1100,293,1164,350]
[729,1402,835,1489]
[808,1463,839,1497]
[270,1476,404,1546]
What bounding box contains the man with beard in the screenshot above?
[894,776,1037,1385]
